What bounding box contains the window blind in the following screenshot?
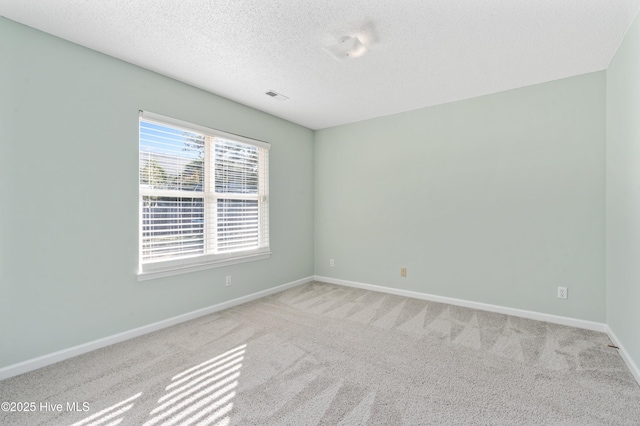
[139,112,270,272]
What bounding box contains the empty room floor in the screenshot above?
[1,281,639,425]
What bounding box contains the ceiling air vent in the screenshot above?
[265,90,289,101]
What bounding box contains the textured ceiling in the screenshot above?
[2,1,640,130]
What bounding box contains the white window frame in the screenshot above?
[138,111,271,280]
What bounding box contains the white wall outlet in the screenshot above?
[330,259,335,267]
[226,275,232,286]
[557,286,567,299]
[401,267,407,277]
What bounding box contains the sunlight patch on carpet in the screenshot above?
[143,344,246,426]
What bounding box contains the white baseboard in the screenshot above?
[314,275,608,333]
[0,276,313,381]
[606,326,640,387]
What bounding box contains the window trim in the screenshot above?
[140,111,271,150]
[137,111,271,281]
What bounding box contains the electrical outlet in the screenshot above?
[557,286,567,299]
[401,267,407,278]
[330,259,335,267]
[226,275,232,286]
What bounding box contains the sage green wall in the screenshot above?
[0,18,314,368]
[606,12,640,372]
[315,72,606,322]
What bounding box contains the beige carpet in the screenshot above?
[1,281,639,425]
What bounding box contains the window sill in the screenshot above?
[137,249,271,281]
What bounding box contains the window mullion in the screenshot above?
[258,147,268,248]
[206,136,217,254]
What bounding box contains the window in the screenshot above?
[138,111,270,279]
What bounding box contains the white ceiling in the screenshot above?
[2,1,639,130]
